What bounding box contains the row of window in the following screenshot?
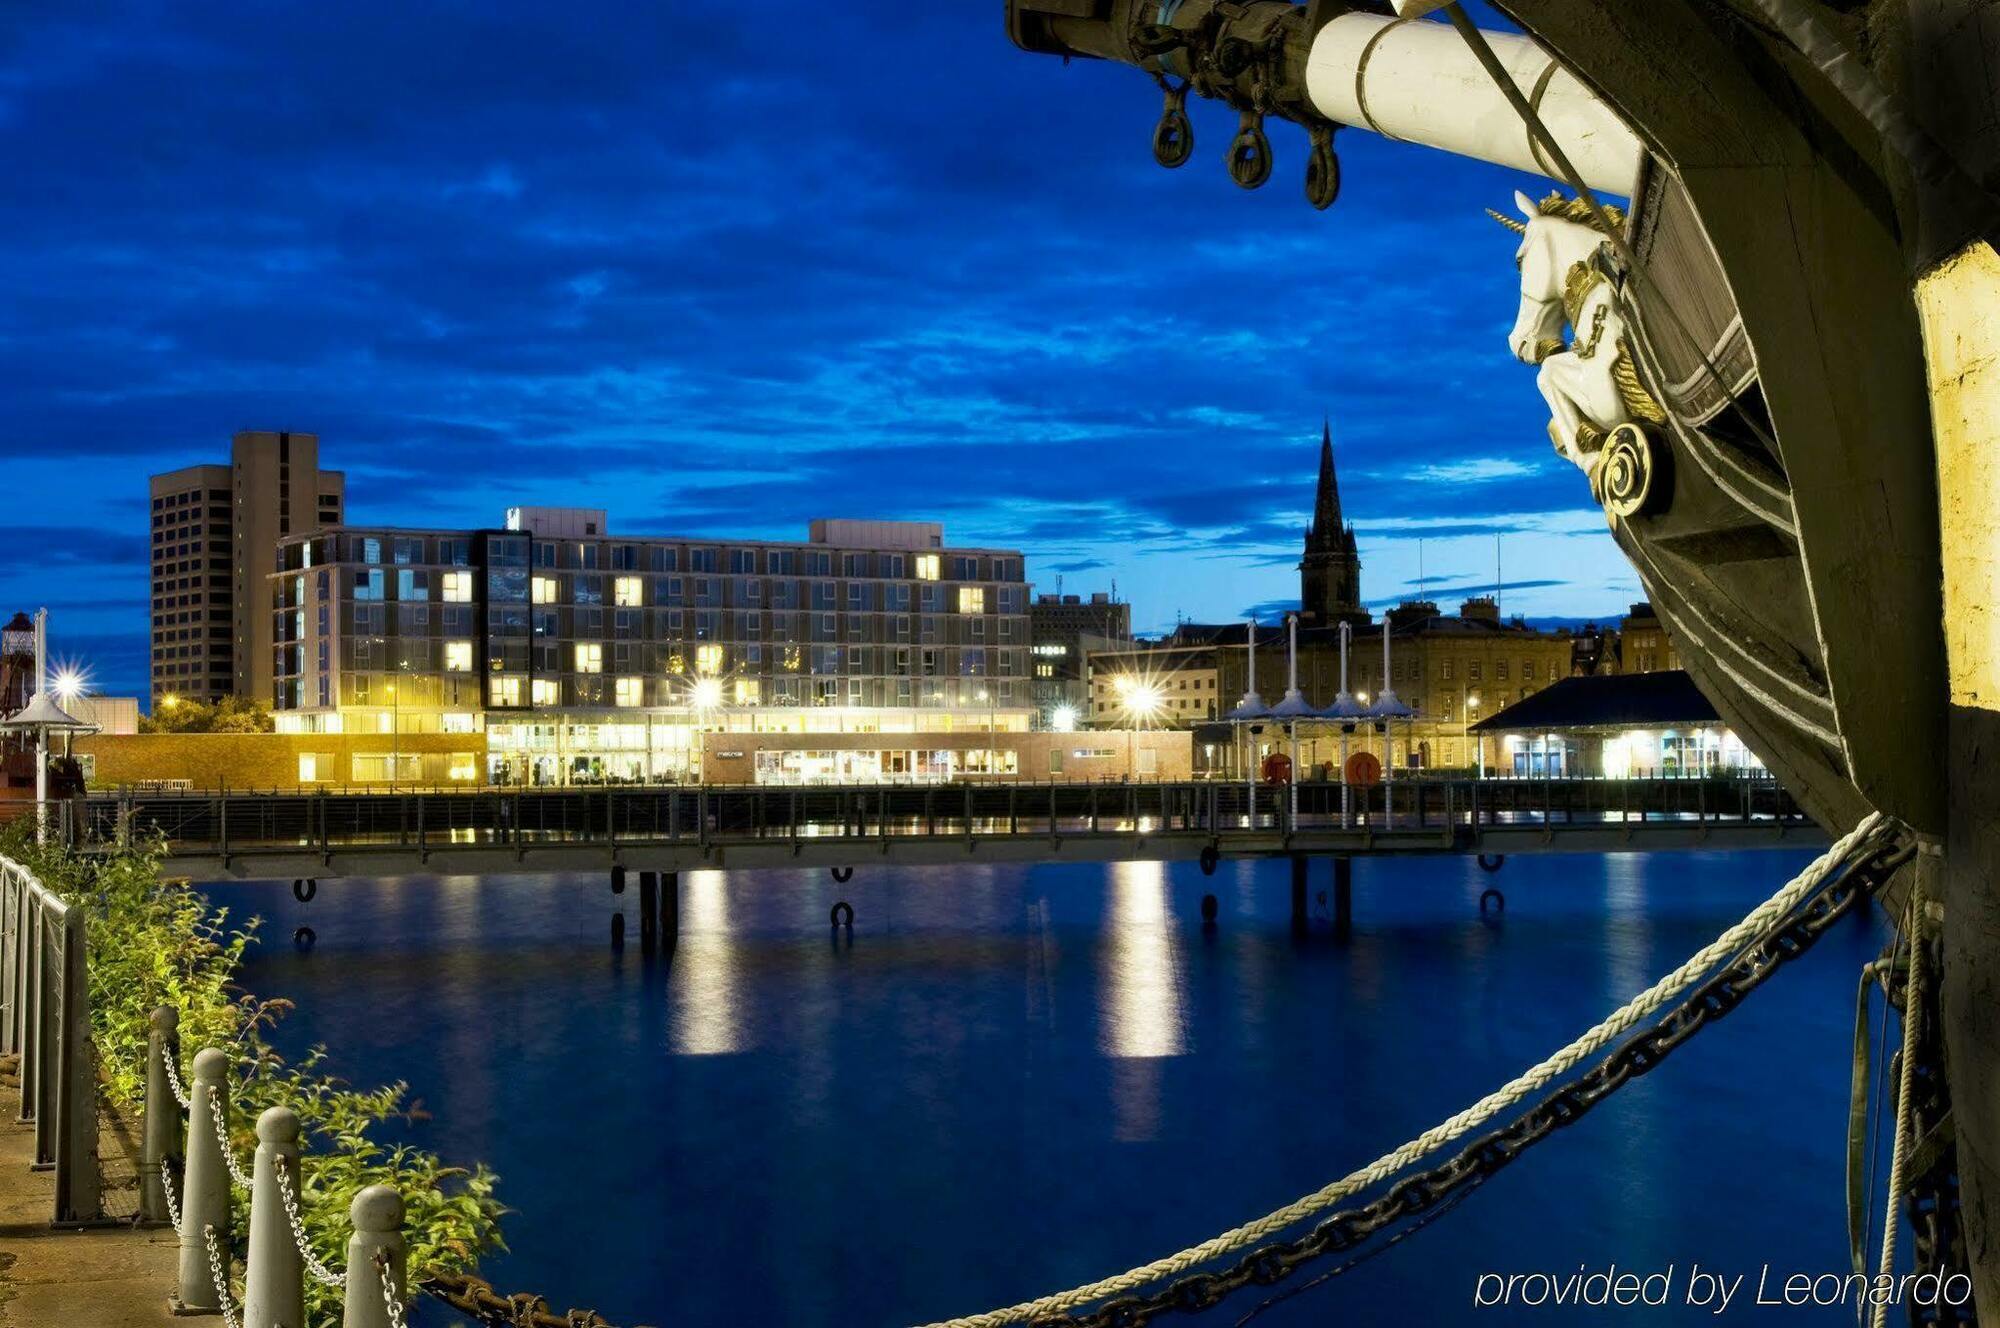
[292,534,1021,584]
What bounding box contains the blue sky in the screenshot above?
[0,4,1640,698]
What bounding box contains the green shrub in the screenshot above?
[2,824,506,1322]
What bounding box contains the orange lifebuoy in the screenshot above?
[1345,752,1382,787]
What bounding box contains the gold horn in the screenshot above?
[1485,207,1527,235]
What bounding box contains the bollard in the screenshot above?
[140,1006,179,1226]
[174,1048,232,1315]
[245,1106,305,1328]
[342,1185,406,1328]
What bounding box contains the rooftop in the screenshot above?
[1471,671,1720,733]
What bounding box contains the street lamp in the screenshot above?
[1121,682,1162,777]
[1050,703,1079,733]
[1465,692,1481,775]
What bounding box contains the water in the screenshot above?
[200,849,1892,1326]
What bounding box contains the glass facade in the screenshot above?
[271,519,1032,783]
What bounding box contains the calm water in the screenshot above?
[200,849,1888,1326]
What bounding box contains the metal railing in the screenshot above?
[75,776,1806,860]
[1,853,98,1224]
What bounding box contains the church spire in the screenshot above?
[1307,417,1344,547]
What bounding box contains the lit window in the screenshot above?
[575,643,603,673]
[532,678,560,706]
[958,587,986,614]
[614,576,643,607]
[695,643,723,675]
[532,576,558,604]
[488,677,521,706]
[447,753,478,782]
[733,678,761,705]
[444,641,474,672]
[615,677,644,707]
[441,571,473,603]
[915,554,940,581]
[298,754,320,783]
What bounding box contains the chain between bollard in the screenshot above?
[376,1251,411,1328]
[161,1154,183,1237]
[208,1092,254,1189]
[163,1046,193,1111]
[202,1222,243,1328]
[273,1153,345,1287]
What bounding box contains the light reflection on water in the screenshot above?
[203,849,1886,1327]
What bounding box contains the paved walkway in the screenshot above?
[0,1056,181,1328]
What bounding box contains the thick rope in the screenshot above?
[922,811,1893,1328]
[1871,901,1925,1328]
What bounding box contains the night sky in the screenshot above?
[0,3,1640,700]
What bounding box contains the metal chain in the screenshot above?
[272,1153,345,1287]
[163,1046,193,1111]
[207,1093,253,1190]
[1015,834,1913,1328]
[422,1270,618,1328]
[202,1222,243,1328]
[375,1251,411,1328]
[161,1154,183,1237]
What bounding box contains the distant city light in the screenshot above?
[50,662,90,704]
[689,677,724,710]
[1050,704,1079,733]
[1124,683,1163,718]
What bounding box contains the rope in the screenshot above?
[1872,901,1925,1328]
[922,810,1894,1327]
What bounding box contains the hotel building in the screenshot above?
[150,431,344,706]
[270,510,1034,785]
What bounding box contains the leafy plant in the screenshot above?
[2,824,506,1323]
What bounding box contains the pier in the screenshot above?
[74,775,1816,880]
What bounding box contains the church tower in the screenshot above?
[1299,419,1363,624]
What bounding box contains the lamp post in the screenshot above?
[1465,692,1481,775]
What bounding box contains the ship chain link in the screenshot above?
[422,1270,620,1328]
[1011,834,1914,1328]
[375,1251,412,1328]
[272,1152,346,1287]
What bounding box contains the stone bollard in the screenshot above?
[245,1106,305,1328]
[173,1048,232,1315]
[342,1185,406,1328]
[139,1007,179,1226]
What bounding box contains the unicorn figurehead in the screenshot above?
[1488,189,1656,478]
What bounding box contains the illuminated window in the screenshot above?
[489,677,521,706]
[441,571,473,603]
[666,652,686,675]
[733,678,761,705]
[532,575,558,604]
[615,676,644,707]
[915,554,940,581]
[298,753,320,783]
[532,678,560,706]
[447,753,478,782]
[958,587,985,614]
[443,641,474,672]
[695,643,723,675]
[614,576,643,607]
[575,643,603,673]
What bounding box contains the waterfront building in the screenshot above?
[1084,640,1221,728]
[1029,591,1131,726]
[1470,670,1765,778]
[1617,601,1680,672]
[269,511,1034,785]
[1298,420,1365,625]
[150,431,344,708]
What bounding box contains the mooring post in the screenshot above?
[1290,854,1309,934]
[245,1106,305,1328]
[1332,856,1353,937]
[139,1006,178,1225]
[175,1048,232,1314]
[342,1184,405,1328]
[639,871,658,946]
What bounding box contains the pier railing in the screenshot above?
[71,775,1804,861]
[0,852,98,1224]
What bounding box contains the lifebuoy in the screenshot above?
[292,926,316,950]
[292,878,317,903]
[830,866,854,884]
[1480,888,1505,915]
[1199,844,1220,876]
[1477,853,1506,873]
[831,900,854,928]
